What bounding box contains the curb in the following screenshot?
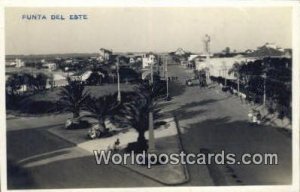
[45,126,79,147]
[172,115,190,185]
[118,116,190,186]
[46,117,190,186]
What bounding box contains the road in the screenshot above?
[7,116,163,189]
[6,63,292,188]
[164,63,292,185]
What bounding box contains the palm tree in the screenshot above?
[6,74,23,96]
[58,80,90,119]
[22,73,35,92]
[116,96,162,150]
[33,73,48,91]
[116,81,165,151]
[84,94,119,135]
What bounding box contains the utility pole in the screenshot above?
[224,70,227,86]
[222,64,227,87]
[237,73,240,95]
[203,34,211,84]
[150,62,154,85]
[166,56,169,99]
[148,57,155,152]
[263,72,267,106]
[117,57,121,102]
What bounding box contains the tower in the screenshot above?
[203,34,211,57]
[203,34,211,84]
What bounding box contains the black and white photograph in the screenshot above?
[2,4,299,192]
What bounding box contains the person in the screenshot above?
[113,138,120,151]
[248,109,254,123]
[256,111,262,125]
[252,112,257,124]
[239,94,244,104]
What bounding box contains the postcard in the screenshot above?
[1,2,299,192]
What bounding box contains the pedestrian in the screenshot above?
[113,138,120,152]
[239,94,244,104]
[257,111,262,125]
[248,109,254,123]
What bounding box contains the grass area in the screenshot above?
[6,83,137,115]
[29,83,137,102]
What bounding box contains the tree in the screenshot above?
[6,74,23,96]
[86,71,103,85]
[57,80,90,119]
[33,73,48,91]
[84,94,119,134]
[22,73,35,92]
[228,62,242,93]
[116,81,165,151]
[223,47,231,56]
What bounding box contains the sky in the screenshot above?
[5,7,292,55]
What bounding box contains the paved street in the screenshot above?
[6,63,292,188]
[164,63,292,185]
[7,123,163,189]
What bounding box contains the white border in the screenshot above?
[0,1,299,192]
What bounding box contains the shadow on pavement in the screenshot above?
[18,150,72,166]
[7,159,37,189]
[181,117,292,185]
[7,128,75,161]
[168,81,186,97]
[169,99,218,121]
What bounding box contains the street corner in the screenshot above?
[115,117,190,185]
[46,124,89,146]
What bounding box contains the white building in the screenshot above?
[196,56,255,80]
[142,53,157,68]
[70,70,105,82]
[43,63,57,71]
[98,48,113,63]
[14,59,25,68]
[51,73,68,87]
[174,48,186,56]
[129,57,136,64]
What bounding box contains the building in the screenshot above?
[6,59,25,68]
[70,70,105,83]
[98,48,113,63]
[5,60,16,67]
[47,73,68,88]
[196,55,255,80]
[142,53,157,68]
[174,48,186,56]
[129,57,136,64]
[43,63,57,71]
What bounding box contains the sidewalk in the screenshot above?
[47,117,190,185]
[211,83,292,130]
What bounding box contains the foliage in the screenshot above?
[212,57,291,119]
[6,74,23,96]
[115,81,166,149]
[84,93,120,132]
[6,72,49,95]
[57,80,90,118]
[86,71,103,85]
